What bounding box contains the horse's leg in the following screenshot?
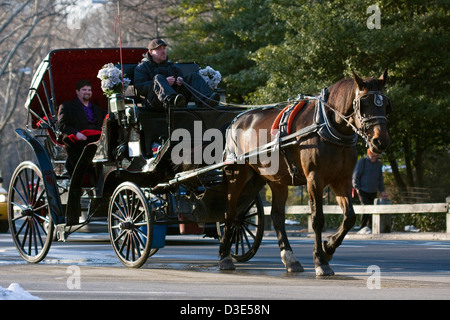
[307,174,335,276]
[218,217,236,270]
[322,181,356,262]
[219,165,249,270]
[269,182,304,272]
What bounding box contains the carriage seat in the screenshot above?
[37,113,109,165]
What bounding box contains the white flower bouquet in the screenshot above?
[199,66,222,89]
[97,63,131,97]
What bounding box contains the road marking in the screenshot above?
[28,290,186,295]
[339,245,367,248]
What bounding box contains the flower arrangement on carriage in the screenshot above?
[97,63,131,112]
[97,63,131,97]
[199,66,221,89]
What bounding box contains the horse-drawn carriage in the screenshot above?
[8,47,391,275]
[7,48,264,268]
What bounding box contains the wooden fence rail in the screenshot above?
[263,202,450,234]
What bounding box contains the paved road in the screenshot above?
[0,232,449,301]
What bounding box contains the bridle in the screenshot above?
[350,90,390,145]
[316,89,390,146]
[353,90,389,129]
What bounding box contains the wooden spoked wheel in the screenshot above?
[217,194,265,262]
[8,161,54,263]
[108,182,153,268]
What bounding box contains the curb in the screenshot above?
[263,230,450,241]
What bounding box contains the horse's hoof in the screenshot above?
[219,256,236,270]
[286,261,304,273]
[322,241,334,262]
[281,250,304,273]
[315,265,335,276]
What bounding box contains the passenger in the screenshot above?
[134,38,220,110]
[57,79,105,175]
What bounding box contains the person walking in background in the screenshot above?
[352,149,388,234]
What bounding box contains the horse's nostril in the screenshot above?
[373,138,381,147]
[371,136,390,151]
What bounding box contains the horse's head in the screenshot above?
[352,69,391,154]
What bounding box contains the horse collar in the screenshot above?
[314,92,358,147]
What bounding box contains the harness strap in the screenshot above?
[280,146,299,184]
[271,100,307,136]
[315,94,358,146]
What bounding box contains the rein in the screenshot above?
[181,78,387,147]
[180,79,289,110]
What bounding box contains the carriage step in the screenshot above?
[56,224,68,242]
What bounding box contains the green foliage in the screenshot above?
[164,0,449,197]
[392,213,446,232]
[250,0,449,188]
[165,0,285,102]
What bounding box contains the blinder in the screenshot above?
[352,90,391,140]
[373,93,383,107]
[357,90,392,115]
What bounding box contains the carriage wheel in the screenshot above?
[217,194,265,262]
[8,161,54,263]
[108,182,153,268]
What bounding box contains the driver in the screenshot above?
[134,38,220,110]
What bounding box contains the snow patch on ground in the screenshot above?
[0,283,41,300]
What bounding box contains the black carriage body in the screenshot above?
[20,48,247,227]
[9,48,266,266]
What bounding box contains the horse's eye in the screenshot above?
[360,95,369,101]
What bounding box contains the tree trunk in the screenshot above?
[387,150,406,192]
[403,137,415,187]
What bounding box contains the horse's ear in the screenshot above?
[352,70,364,90]
[378,68,388,87]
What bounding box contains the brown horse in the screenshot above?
[220,70,391,276]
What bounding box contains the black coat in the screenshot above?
[134,52,213,110]
[134,52,183,98]
[57,98,104,137]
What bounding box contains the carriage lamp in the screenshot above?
[109,93,125,114]
[109,93,130,130]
